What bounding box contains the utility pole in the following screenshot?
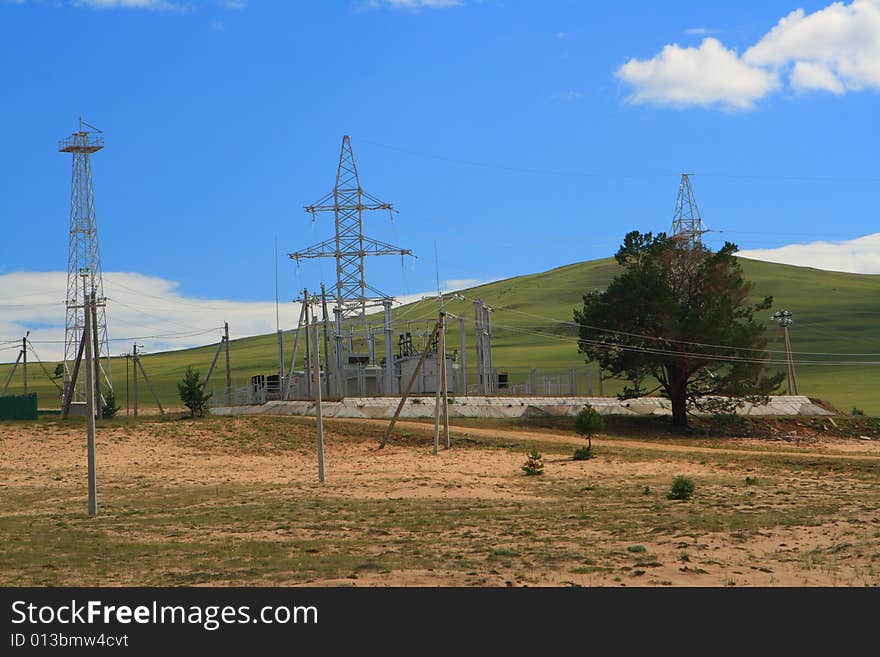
[122,353,130,416]
[321,284,334,398]
[440,313,450,449]
[132,344,139,417]
[81,273,97,516]
[484,304,493,394]
[275,237,285,398]
[474,300,484,394]
[284,301,307,400]
[2,342,24,396]
[433,317,443,455]
[224,321,231,406]
[458,316,466,395]
[383,299,394,396]
[303,291,312,399]
[773,310,799,395]
[22,333,28,395]
[311,316,325,483]
[135,350,165,415]
[381,320,442,449]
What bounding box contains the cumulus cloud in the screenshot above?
[618,0,880,109]
[0,271,301,363]
[0,271,490,362]
[744,0,880,91]
[739,233,880,274]
[790,60,846,93]
[616,38,779,110]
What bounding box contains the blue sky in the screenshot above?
[1,0,878,358]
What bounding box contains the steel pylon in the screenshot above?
[58,118,113,401]
[671,173,706,247]
[290,136,412,320]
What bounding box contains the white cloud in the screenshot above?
[0,271,494,363]
[0,271,302,362]
[739,233,880,274]
[222,0,245,8]
[618,0,880,109]
[744,0,880,92]
[790,60,845,93]
[616,38,779,110]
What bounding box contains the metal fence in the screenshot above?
[211,364,607,407]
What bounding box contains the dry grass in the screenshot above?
[1,414,878,587]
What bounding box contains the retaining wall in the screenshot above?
[211,395,831,419]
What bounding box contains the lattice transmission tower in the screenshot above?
[671,173,706,246]
[290,136,412,321]
[59,118,113,401]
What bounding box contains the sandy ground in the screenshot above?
[1,416,878,587]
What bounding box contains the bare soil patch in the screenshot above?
[1,414,878,587]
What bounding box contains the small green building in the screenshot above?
[0,393,38,420]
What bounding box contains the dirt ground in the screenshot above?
[1,414,878,587]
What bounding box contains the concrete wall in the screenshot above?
[211,395,831,419]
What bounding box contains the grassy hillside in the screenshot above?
[3,257,880,414]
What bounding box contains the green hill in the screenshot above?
[3,257,880,415]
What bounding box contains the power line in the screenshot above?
[447,291,880,358]
[360,137,880,184]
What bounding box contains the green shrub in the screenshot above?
[627,545,647,553]
[572,446,593,461]
[178,365,212,418]
[851,407,865,416]
[101,387,120,418]
[745,476,758,486]
[667,475,695,500]
[521,447,544,476]
[574,404,604,451]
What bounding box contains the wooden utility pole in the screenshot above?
[311,317,325,482]
[82,278,98,516]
